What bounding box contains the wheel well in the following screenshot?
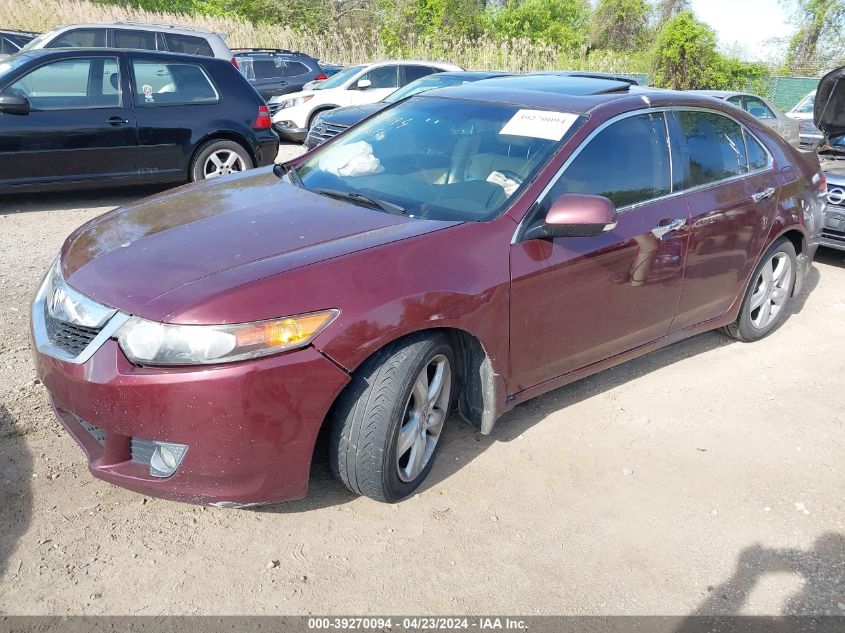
[311,327,499,470]
[188,133,256,175]
[309,107,336,128]
[780,229,804,256]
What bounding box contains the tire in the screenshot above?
[189,139,253,182]
[721,237,797,341]
[329,333,455,502]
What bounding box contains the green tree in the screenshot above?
[657,0,690,24]
[782,0,845,72]
[589,0,649,51]
[651,10,720,89]
[491,0,591,50]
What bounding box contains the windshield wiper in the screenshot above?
[312,188,406,216]
[273,162,303,187]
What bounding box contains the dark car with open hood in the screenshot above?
[32,77,825,507]
[813,65,845,251]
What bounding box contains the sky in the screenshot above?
[690,0,795,60]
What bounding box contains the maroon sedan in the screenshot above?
[32,80,825,506]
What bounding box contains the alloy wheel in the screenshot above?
[749,252,792,330]
[203,150,246,179]
[396,354,451,483]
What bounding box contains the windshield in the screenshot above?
[294,96,581,222]
[314,64,365,90]
[791,91,816,114]
[0,53,30,82]
[18,30,52,52]
[384,74,469,104]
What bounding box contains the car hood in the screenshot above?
[815,67,845,138]
[319,103,389,127]
[61,167,458,322]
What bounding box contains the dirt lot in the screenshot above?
[1,144,843,616]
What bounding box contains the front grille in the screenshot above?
[44,306,102,356]
[131,437,157,465]
[307,121,349,146]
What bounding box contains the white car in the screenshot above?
[787,90,822,147]
[269,60,462,142]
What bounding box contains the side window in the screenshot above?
[7,57,120,109]
[131,59,218,105]
[726,96,743,108]
[47,29,107,48]
[545,112,671,209]
[359,66,399,89]
[745,130,770,171]
[283,61,311,77]
[403,65,435,84]
[113,30,158,51]
[679,111,748,187]
[252,59,285,79]
[744,96,776,120]
[163,33,213,57]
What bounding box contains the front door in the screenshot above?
[0,54,138,187]
[509,111,689,393]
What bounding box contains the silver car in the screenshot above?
[18,21,236,66]
[695,90,801,147]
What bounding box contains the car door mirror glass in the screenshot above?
[541,194,618,238]
[356,79,372,90]
[0,93,30,115]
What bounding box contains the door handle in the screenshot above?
[651,218,686,240]
[752,187,776,203]
[106,116,129,126]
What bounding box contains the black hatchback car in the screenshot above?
[0,48,279,193]
[234,48,327,101]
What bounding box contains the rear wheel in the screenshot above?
[329,333,454,502]
[721,238,797,341]
[190,139,253,182]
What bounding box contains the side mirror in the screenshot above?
[355,79,372,90]
[0,94,30,115]
[541,194,618,238]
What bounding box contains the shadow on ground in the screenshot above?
[0,185,171,215]
[676,533,845,630]
[0,403,33,581]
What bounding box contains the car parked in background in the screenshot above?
[813,67,845,252]
[788,89,822,147]
[0,48,278,192]
[301,62,344,91]
[694,90,801,147]
[18,21,238,67]
[304,70,510,149]
[234,48,327,101]
[0,29,37,57]
[269,59,462,141]
[31,79,824,506]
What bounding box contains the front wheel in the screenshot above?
[329,333,454,502]
[190,139,253,182]
[722,238,797,341]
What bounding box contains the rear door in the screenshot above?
[670,109,779,331]
[0,53,138,187]
[128,54,222,178]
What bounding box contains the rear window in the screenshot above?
[114,29,158,51]
[164,33,214,57]
[131,59,218,106]
[679,111,748,187]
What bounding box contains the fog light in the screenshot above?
[149,441,188,478]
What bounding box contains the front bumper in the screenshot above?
[821,204,845,251]
[272,122,308,143]
[33,336,350,506]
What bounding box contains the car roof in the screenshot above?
[426,70,510,80]
[12,47,228,64]
[692,90,744,99]
[51,21,216,35]
[233,48,315,58]
[455,74,635,97]
[423,80,740,117]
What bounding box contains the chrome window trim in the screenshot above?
[512,105,775,244]
[31,269,129,365]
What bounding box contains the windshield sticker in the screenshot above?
[142,84,154,102]
[500,109,579,141]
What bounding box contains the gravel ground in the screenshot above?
[0,144,843,615]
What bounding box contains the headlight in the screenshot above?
[277,95,314,110]
[116,310,339,366]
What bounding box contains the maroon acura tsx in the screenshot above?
[32,78,825,506]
